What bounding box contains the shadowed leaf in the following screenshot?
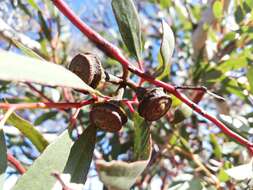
[0,130,7,189]
[154,20,175,78]
[63,125,97,183]
[133,113,151,160]
[34,111,58,126]
[112,0,142,61]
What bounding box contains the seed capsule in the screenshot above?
[90,102,127,132]
[69,53,103,88]
[137,87,172,121]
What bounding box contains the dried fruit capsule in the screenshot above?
[69,53,103,88]
[137,87,172,121]
[90,102,127,132]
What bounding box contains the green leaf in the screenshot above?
[7,112,49,152]
[225,160,253,180]
[235,5,244,24]
[112,0,142,61]
[221,32,236,43]
[245,0,253,8]
[212,1,223,19]
[209,134,222,159]
[133,113,151,160]
[159,0,172,9]
[0,130,7,189]
[218,168,230,182]
[63,125,97,183]
[247,65,253,94]
[12,39,44,60]
[154,20,175,78]
[38,11,52,41]
[27,0,41,11]
[12,131,73,190]
[34,111,58,126]
[217,55,247,73]
[187,178,204,190]
[96,159,149,190]
[0,109,13,188]
[0,51,101,96]
[171,95,182,108]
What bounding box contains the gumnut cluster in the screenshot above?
[69,53,172,132]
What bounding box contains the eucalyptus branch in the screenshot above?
[7,153,26,174]
[104,71,138,90]
[26,83,54,102]
[52,0,253,154]
[0,99,95,110]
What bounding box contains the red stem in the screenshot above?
[7,153,26,174]
[52,0,253,153]
[26,83,54,102]
[0,99,95,110]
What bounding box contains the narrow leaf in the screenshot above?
[0,51,101,96]
[212,1,223,19]
[38,11,52,41]
[154,20,175,78]
[27,0,41,11]
[0,130,7,189]
[133,113,151,160]
[7,112,49,152]
[235,5,244,24]
[63,125,97,183]
[34,111,58,126]
[217,55,247,73]
[12,131,73,190]
[210,134,222,159]
[0,109,14,188]
[247,65,253,94]
[112,0,142,61]
[12,39,44,60]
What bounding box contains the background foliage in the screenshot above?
[0,0,253,189]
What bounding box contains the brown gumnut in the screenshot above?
[89,101,127,132]
[69,53,103,88]
[137,87,172,121]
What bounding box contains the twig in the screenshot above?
[175,85,225,101]
[51,172,73,190]
[0,99,95,110]
[26,83,54,102]
[7,153,26,174]
[104,71,138,89]
[52,0,253,154]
